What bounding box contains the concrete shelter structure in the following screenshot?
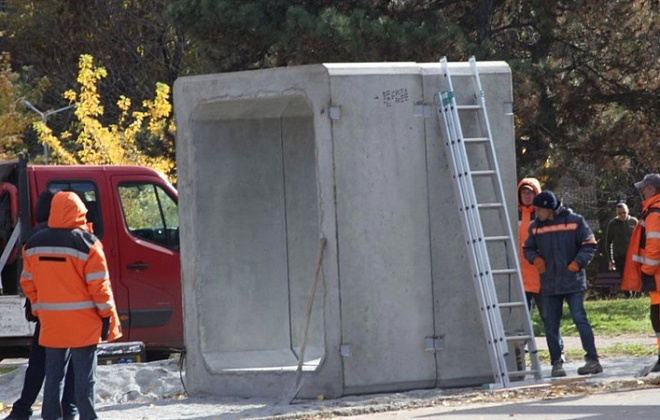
[174,61,522,399]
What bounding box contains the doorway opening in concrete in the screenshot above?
[191,95,324,372]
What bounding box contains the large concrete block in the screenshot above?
[174,61,519,398]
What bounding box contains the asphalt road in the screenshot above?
[345,388,660,420]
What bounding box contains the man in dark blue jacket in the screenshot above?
[523,190,601,378]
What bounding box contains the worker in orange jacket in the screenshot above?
[622,173,660,373]
[518,178,543,319]
[518,178,565,363]
[20,191,122,420]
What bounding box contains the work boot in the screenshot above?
[651,356,660,373]
[577,358,603,375]
[551,361,566,377]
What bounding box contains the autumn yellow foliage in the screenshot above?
[34,54,176,181]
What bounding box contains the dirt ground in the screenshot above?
[1,336,659,420]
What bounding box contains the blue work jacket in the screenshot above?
[523,204,597,296]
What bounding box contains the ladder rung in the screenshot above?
[507,368,541,378]
[505,334,534,342]
[456,104,482,110]
[484,235,510,242]
[477,203,503,209]
[499,301,526,308]
[491,268,517,275]
[464,137,489,143]
[471,170,495,176]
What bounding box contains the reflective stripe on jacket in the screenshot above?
[20,191,122,348]
[517,178,542,293]
[622,194,660,292]
[523,205,597,295]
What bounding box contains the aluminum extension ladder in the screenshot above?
[436,56,543,388]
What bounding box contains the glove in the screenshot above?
[642,273,656,292]
[533,257,546,274]
[101,317,110,341]
[24,299,38,323]
[568,261,580,272]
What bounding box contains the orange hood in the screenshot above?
[517,177,542,207]
[48,191,88,229]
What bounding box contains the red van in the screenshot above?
[0,155,182,360]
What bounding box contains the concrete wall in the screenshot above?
[174,61,520,398]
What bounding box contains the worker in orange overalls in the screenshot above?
[20,191,122,420]
[622,173,660,372]
[518,178,544,319]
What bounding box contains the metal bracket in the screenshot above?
[413,104,432,118]
[329,106,341,120]
[340,343,352,357]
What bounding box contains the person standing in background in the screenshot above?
[604,202,637,296]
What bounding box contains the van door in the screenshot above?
[110,175,182,350]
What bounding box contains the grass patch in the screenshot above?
[0,366,16,375]
[536,344,657,363]
[531,296,655,360]
[531,296,651,337]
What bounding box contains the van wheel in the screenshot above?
[146,350,171,362]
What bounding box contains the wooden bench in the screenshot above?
[593,271,621,294]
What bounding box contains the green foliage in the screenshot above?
[118,184,164,229]
[0,52,47,159]
[167,0,471,68]
[0,0,659,205]
[500,1,660,203]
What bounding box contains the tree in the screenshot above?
[166,0,474,70]
[4,0,660,207]
[0,0,195,126]
[34,55,176,180]
[468,0,660,226]
[0,52,45,159]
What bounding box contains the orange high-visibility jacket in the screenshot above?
[20,191,122,348]
[517,177,542,293]
[622,194,660,293]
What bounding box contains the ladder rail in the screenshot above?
[441,69,509,358]
[438,105,509,385]
[439,91,504,332]
[467,57,542,376]
[469,57,524,289]
[437,56,543,388]
[439,68,510,382]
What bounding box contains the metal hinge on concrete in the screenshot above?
[424,335,445,352]
[340,343,352,357]
[329,106,341,120]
